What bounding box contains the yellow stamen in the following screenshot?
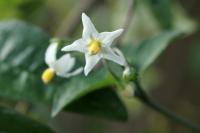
[41,68,55,84]
[88,39,102,55]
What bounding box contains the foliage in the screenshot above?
[0,106,54,133]
[0,0,198,132]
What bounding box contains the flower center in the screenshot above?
[41,68,55,84]
[88,39,102,55]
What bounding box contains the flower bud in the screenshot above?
[123,66,135,81]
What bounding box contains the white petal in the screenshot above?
[82,13,98,39]
[45,43,58,67]
[98,29,123,46]
[113,48,128,66]
[102,47,126,66]
[57,67,83,78]
[52,54,75,74]
[61,39,87,53]
[84,54,101,76]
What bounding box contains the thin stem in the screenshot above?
[55,0,100,37]
[134,75,200,132]
[116,0,136,45]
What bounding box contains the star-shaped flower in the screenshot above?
[62,13,126,76]
[41,41,83,84]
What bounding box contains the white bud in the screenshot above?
[123,67,131,77]
[123,66,135,81]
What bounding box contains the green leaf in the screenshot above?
[0,20,51,103]
[0,106,55,133]
[0,20,127,121]
[52,69,116,117]
[66,88,128,121]
[134,31,181,72]
[0,20,49,71]
[145,0,173,29]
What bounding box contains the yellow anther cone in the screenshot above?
[88,39,102,55]
[41,68,55,84]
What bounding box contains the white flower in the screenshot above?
[62,13,126,76]
[41,42,83,84]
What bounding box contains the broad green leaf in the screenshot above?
[0,106,54,133]
[52,69,116,117]
[145,0,173,29]
[134,31,181,72]
[66,88,128,121]
[0,20,49,71]
[0,20,51,103]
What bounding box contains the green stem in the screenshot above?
[134,75,200,132]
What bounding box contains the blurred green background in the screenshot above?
[0,0,200,133]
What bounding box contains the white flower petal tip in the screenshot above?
[61,46,69,51]
[118,29,124,36]
[98,28,124,46]
[116,28,124,34]
[58,67,83,78]
[112,28,124,38]
[84,71,88,76]
[81,13,92,24]
[61,45,77,52]
[72,67,83,75]
[81,12,98,39]
[84,67,90,76]
[45,43,58,67]
[84,54,101,76]
[82,12,87,19]
[61,39,86,53]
